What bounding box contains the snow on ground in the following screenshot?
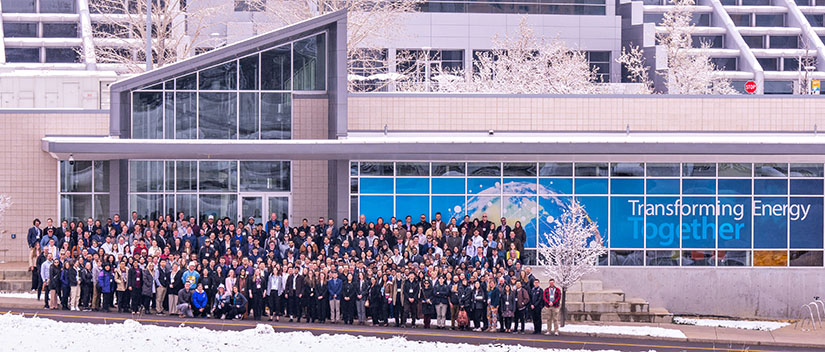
[557,324,686,339]
[0,313,645,352]
[673,317,790,331]
[0,292,37,299]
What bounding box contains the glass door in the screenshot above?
[240,193,290,226]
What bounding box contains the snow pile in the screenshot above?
[558,324,686,339]
[673,317,790,331]
[0,313,640,352]
[0,292,37,299]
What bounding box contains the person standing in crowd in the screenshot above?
[59,261,71,310]
[155,259,169,315]
[356,272,369,325]
[168,263,182,315]
[285,267,303,322]
[248,269,265,320]
[128,260,143,315]
[141,262,155,315]
[433,275,449,329]
[487,277,500,332]
[314,271,329,323]
[448,276,461,330]
[69,260,81,311]
[341,273,356,325]
[368,275,384,326]
[402,273,419,328]
[421,278,435,329]
[544,278,562,336]
[529,278,544,334]
[471,280,486,331]
[30,241,42,296]
[328,271,342,323]
[267,267,283,322]
[97,263,114,312]
[500,283,515,333]
[48,259,61,310]
[514,280,529,334]
[79,261,93,310]
[302,271,317,323]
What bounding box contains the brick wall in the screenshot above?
[291,97,330,221]
[0,111,109,262]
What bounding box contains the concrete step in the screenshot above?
[580,280,603,292]
[626,298,651,313]
[0,269,30,280]
[583,290,625,303]
[650,307,674,323]
[585,301,632,313]
[0,280,31,292]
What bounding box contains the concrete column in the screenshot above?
[328,160,350,222]
[77,0,98,70]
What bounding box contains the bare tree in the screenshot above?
[399,18,600,94]
[658,0,737,94]
[536,200,607,327]
[88,0,225,72]
[617,44,653,94]
[796,36,817,94]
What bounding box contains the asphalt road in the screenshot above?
[1,308,818,352]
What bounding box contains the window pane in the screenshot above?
[164,92,174,139]
[646,163,680,177]
[575,162,609,177]
[3,23,37,37]
[132,92,163,139]
[40,0,76,13]
[790,251,823,266]
[646,250,680,266]
[199,194,237,223]
[239,161,290,191]
[42,23,78,37]
[433,162,465,176]
[718,163,752,177]
[198,92,237,139]
[681,250,715,266]
[61,194,91,222]
[238,92,260,139]
[60,160,92,192]
[129,161,164,192]
[2,0,35,12]
[683,163,716,177]
[199,161,237,191]
[175,92,197,139]
[260,93,291,139]
[717,251,751,266]
[45,48,79,63]
[293,33,326,91]
[199,61,237,90]
[467,162,501,176]
[176,161,197,192]
[754,250,788,266]
[611,162,644,177]
[6,48,39,63]
[397,162,429,176]
[176,194,197,218]
[360,162,393,176]
[261,45,290,90]
[755,163,788,177]
[539,162,572,176]
[93,194,110,221]
[609,250,644,266]
[791,163,824,177]
[165,161,174,191]
[503,162,536,176]
[239,54,259,90]
[130,194,164,221]
[176,73,196,90]
[94,161,109,192]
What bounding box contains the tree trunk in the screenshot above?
[561,287,567,327]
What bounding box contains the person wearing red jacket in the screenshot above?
[543,278,562,335]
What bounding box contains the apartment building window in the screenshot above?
[350,49,389,92]
[755,14,784,27]
[39,0,77,13]
[587,51,611,82]
[757,58,778,71]
[1,0,35,12]
[419,0,606,16]
[692,35,724,48]
[783,57,817,71]
[763,81,794,94]
[805,14,824,27]
[644,13,710,26]
[711,57,737,71]
[3,23,38,38]
[398,49,465,76]
[45,48,81,63]
[42,23,79,38]
[729,14,751,26]
[60,161,110,222]
[795,0,810,5]
[742,35,764,48]
[741,0,771,5]
[5,48,40,63]
[769,36,799,49]
[234,0,264,11]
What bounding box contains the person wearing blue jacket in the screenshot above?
[327,271,342,323]
[487,278,501,332]
[97,263,114,312]
[192,283,208,317]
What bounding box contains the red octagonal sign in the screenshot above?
[745,80,757,94]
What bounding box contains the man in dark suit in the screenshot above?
[27,219,42,248]
[284,267,304,322]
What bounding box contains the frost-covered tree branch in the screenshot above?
[0,194,12,236]
[537,200,606,326]
[617,44,653,94]
[658,0,737,94]
[87,0,226,73]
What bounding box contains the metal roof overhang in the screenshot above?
[41,134,825,160]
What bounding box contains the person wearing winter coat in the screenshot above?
[192,283,208,317]
[327,271,342,323]
[355,272,370,325]
[368,275,385,326]
[487,278,501,332]
[514,281,530,333]
[529,278,544,334]
[97,263,114,312]
[433,276,450,329]
[79,262,94,310]
[543,278,562,336]
[341,273,357,325]
[248,269,266,320]
[470,280,487,331]
[68,261,81,311]
[314,272,329,323]
[141,263,156,315]
[500,284,516,333]
[402,273,420,328]
[212,284,231,319]
[267,267,285,322]
[128,263,144,314]
[48,260,61,310]
[420,279,435,329]
[114,262,129,313]
[448,276,462,330]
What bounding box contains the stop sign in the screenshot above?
[745,80,757,94]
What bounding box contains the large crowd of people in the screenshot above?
[26,211,563,335]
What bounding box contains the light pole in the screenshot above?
[422,46,431,92]
[145,0,153,71]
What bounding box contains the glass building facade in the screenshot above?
[350,161,825,267]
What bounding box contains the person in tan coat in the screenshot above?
[114,261,129,313]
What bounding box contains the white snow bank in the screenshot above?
[0,292,37,299]
[557,324,686,339]
[0,313,644,352]
[673,317,789,331]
